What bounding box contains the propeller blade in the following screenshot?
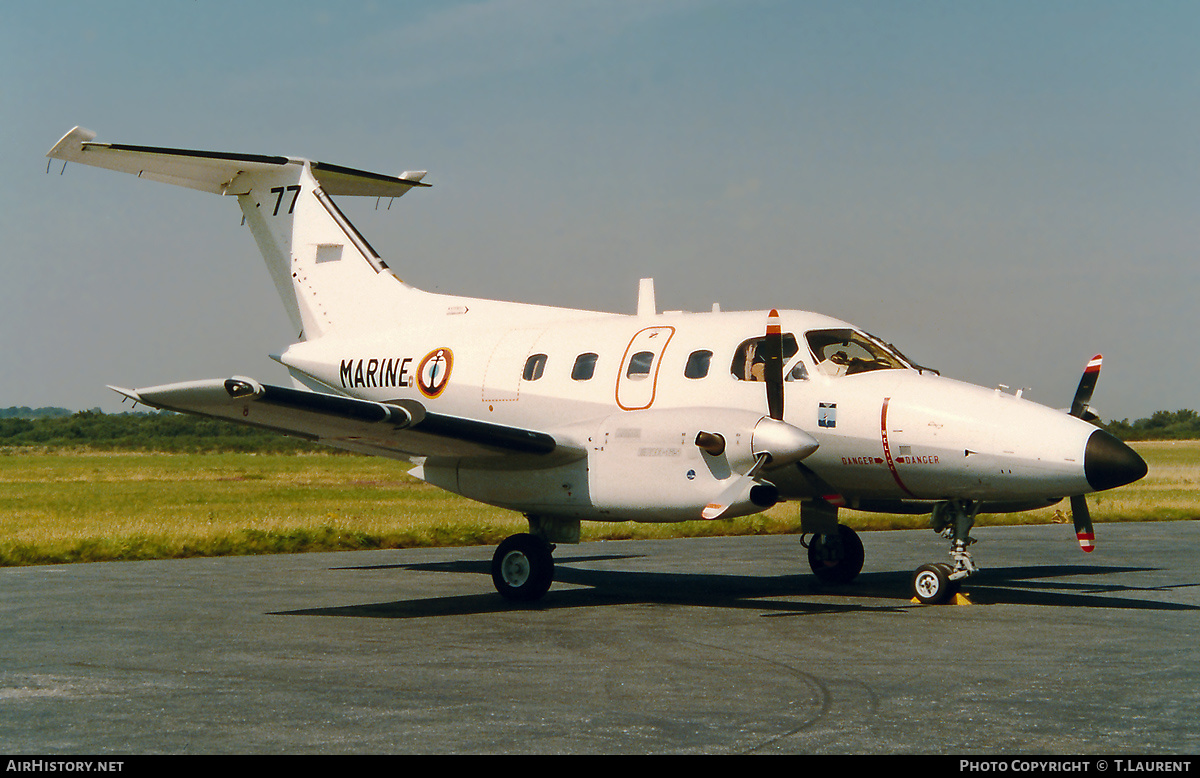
[702,453,771,519]
[1070,355,1102,419]
[762,309,785,420]
[1068,356,1102,551]
[1070,494,1096,553]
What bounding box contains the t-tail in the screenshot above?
[46,126,430,340]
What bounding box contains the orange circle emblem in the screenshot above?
[417,348,453,399]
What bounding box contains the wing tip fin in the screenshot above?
[47,126,98,160]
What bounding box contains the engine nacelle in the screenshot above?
[587,407,815,522]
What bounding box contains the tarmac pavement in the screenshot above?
[2,521,1198,754]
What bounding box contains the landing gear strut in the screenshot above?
[911,499,980,604]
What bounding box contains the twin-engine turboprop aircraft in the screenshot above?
[47,127,1147,605]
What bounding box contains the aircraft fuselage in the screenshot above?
[276,304,1139,522]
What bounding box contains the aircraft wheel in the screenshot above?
[912,563,955,605]
[491,533,554,602]
[808,524,865,584]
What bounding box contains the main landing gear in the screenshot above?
[491,515,575,602]
[911,499,980,604]
[805,524,865,584]
[800,500,865,584]
[491,533,555,602]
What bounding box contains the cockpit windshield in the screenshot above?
[806,329,911,377]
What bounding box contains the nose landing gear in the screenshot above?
[912,499,980,604]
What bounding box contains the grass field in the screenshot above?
[1,440,1195,566]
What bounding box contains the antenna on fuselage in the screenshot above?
[638,278,656,317]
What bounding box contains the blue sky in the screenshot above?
[3,1,1197,419]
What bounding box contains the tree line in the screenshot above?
[0,406,74,420]
[1100,409,1200,441]
[0,406,1195,452]
[0,409,320,453]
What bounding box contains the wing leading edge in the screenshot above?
[109,378,574,464]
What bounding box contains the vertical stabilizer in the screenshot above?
[235,161,419,339]
[46,127,431,340]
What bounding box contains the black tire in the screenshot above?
[912,563,953,604]
[934,563,962,597]
[808,524,865,584]
[491,533,554,602]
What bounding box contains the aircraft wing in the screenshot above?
[108,377,578,464]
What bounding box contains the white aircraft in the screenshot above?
[47,127,1147,605]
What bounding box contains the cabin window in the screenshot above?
[523,353,548,381]
[626,350,655,379]
[572,352,598,381]
[730,334,800,381]
[684,350,712,379]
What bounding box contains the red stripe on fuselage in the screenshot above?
[881,397,916,497]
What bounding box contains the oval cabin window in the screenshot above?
[685,350,712,379]
[572,352,598,381]
[523,353,548,381]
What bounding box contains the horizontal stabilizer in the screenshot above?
[110,378,570,463]
[47,126,430,197]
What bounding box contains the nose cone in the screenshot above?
[1084,429,1147,492]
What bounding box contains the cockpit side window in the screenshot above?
[805,329,908,377]
[785,356,809,381]
[730,334,804,381]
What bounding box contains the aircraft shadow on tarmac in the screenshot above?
[273,553,1200,620]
